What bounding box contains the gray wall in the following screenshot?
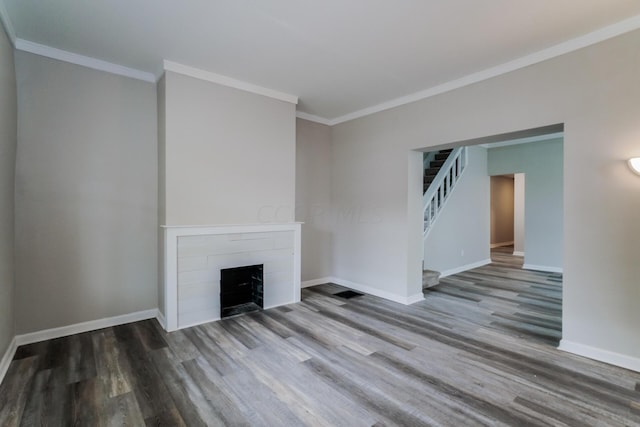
[488,139,563,269]
[162,71,296,226]
[490,175,515,246]
[295,118,332,281]
[330,29,640,360]
[423,146,490,274]
[14,52,158,334]
[0,23,16,355]
[157,75,166,316]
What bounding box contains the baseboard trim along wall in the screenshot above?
[302,276,424,305]
[14,309,159,346]
[0,337,18,385]
[522,264,563,273]
[559,339,640,373]
[330,277,424,305]
[156,310,167,330]
[301,277,333,288]
[440,259,492,278]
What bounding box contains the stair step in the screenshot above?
[434,153,450,161]
[425,167,440,176]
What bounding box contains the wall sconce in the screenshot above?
[629,158,640,175]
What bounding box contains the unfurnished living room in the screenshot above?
[1,1,640,425]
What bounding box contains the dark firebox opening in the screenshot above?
[220,264,264,318]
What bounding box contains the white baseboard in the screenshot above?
[301,277,332,288]
[490,241,514,248]
[331,277,423,305]
[15,309,159,346]
[522,264,563,273]
[440,259,492,278]
[559,339,640,373]
[0,337,17,386]
[405,293,426,304]
[513,251,525,257]
[156,310,166,329]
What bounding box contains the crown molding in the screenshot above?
[480,132,564,149]
[329,13,640,126]
[15,39,155,82]
[164,60,298,105]
[296,111,332,125]
[0,0,15,46]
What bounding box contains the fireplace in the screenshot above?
[220,264,264,318]
[161,223,301,331]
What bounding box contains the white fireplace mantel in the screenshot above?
[162,222,302,331]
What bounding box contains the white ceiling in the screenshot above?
[2,0,640,123]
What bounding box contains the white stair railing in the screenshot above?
[423,147,468,237]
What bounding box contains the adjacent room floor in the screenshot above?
[1,254,639,426]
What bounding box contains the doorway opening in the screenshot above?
[414,124,564,347]
[490,173,525,266]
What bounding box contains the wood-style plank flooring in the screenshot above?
[2,250,640,426]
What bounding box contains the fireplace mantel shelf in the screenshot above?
[161,222,303,229]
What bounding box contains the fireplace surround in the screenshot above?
[161,223,301,331]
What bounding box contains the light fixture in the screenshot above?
[629,158,640,175]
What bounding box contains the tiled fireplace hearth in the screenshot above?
[161,223,301,331]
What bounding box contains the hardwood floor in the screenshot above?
[2,252,639,426]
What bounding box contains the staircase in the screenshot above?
[422,147,468,291]
[423,147,468,238]
[423,149,453,193]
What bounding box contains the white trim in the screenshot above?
[522,264,563,273]
[0,337,17,385]
[293,225,302,303]
[164,60,298,105]
[440,259,492,278]
[490,241,514,248]
[405,293,426,305]
[480,132,563,149]
[156,310,167,330]
[15,39,155,82]
[328,14,640,125]
[161,222,304,231]
[331,277,423,305]
[0,0,16,46]
[301,277,332,288]
[513,251,525,257]
[163,223,302,331]
[559,339,640,373]
[296,112,332,126]
[14,309,158,346]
